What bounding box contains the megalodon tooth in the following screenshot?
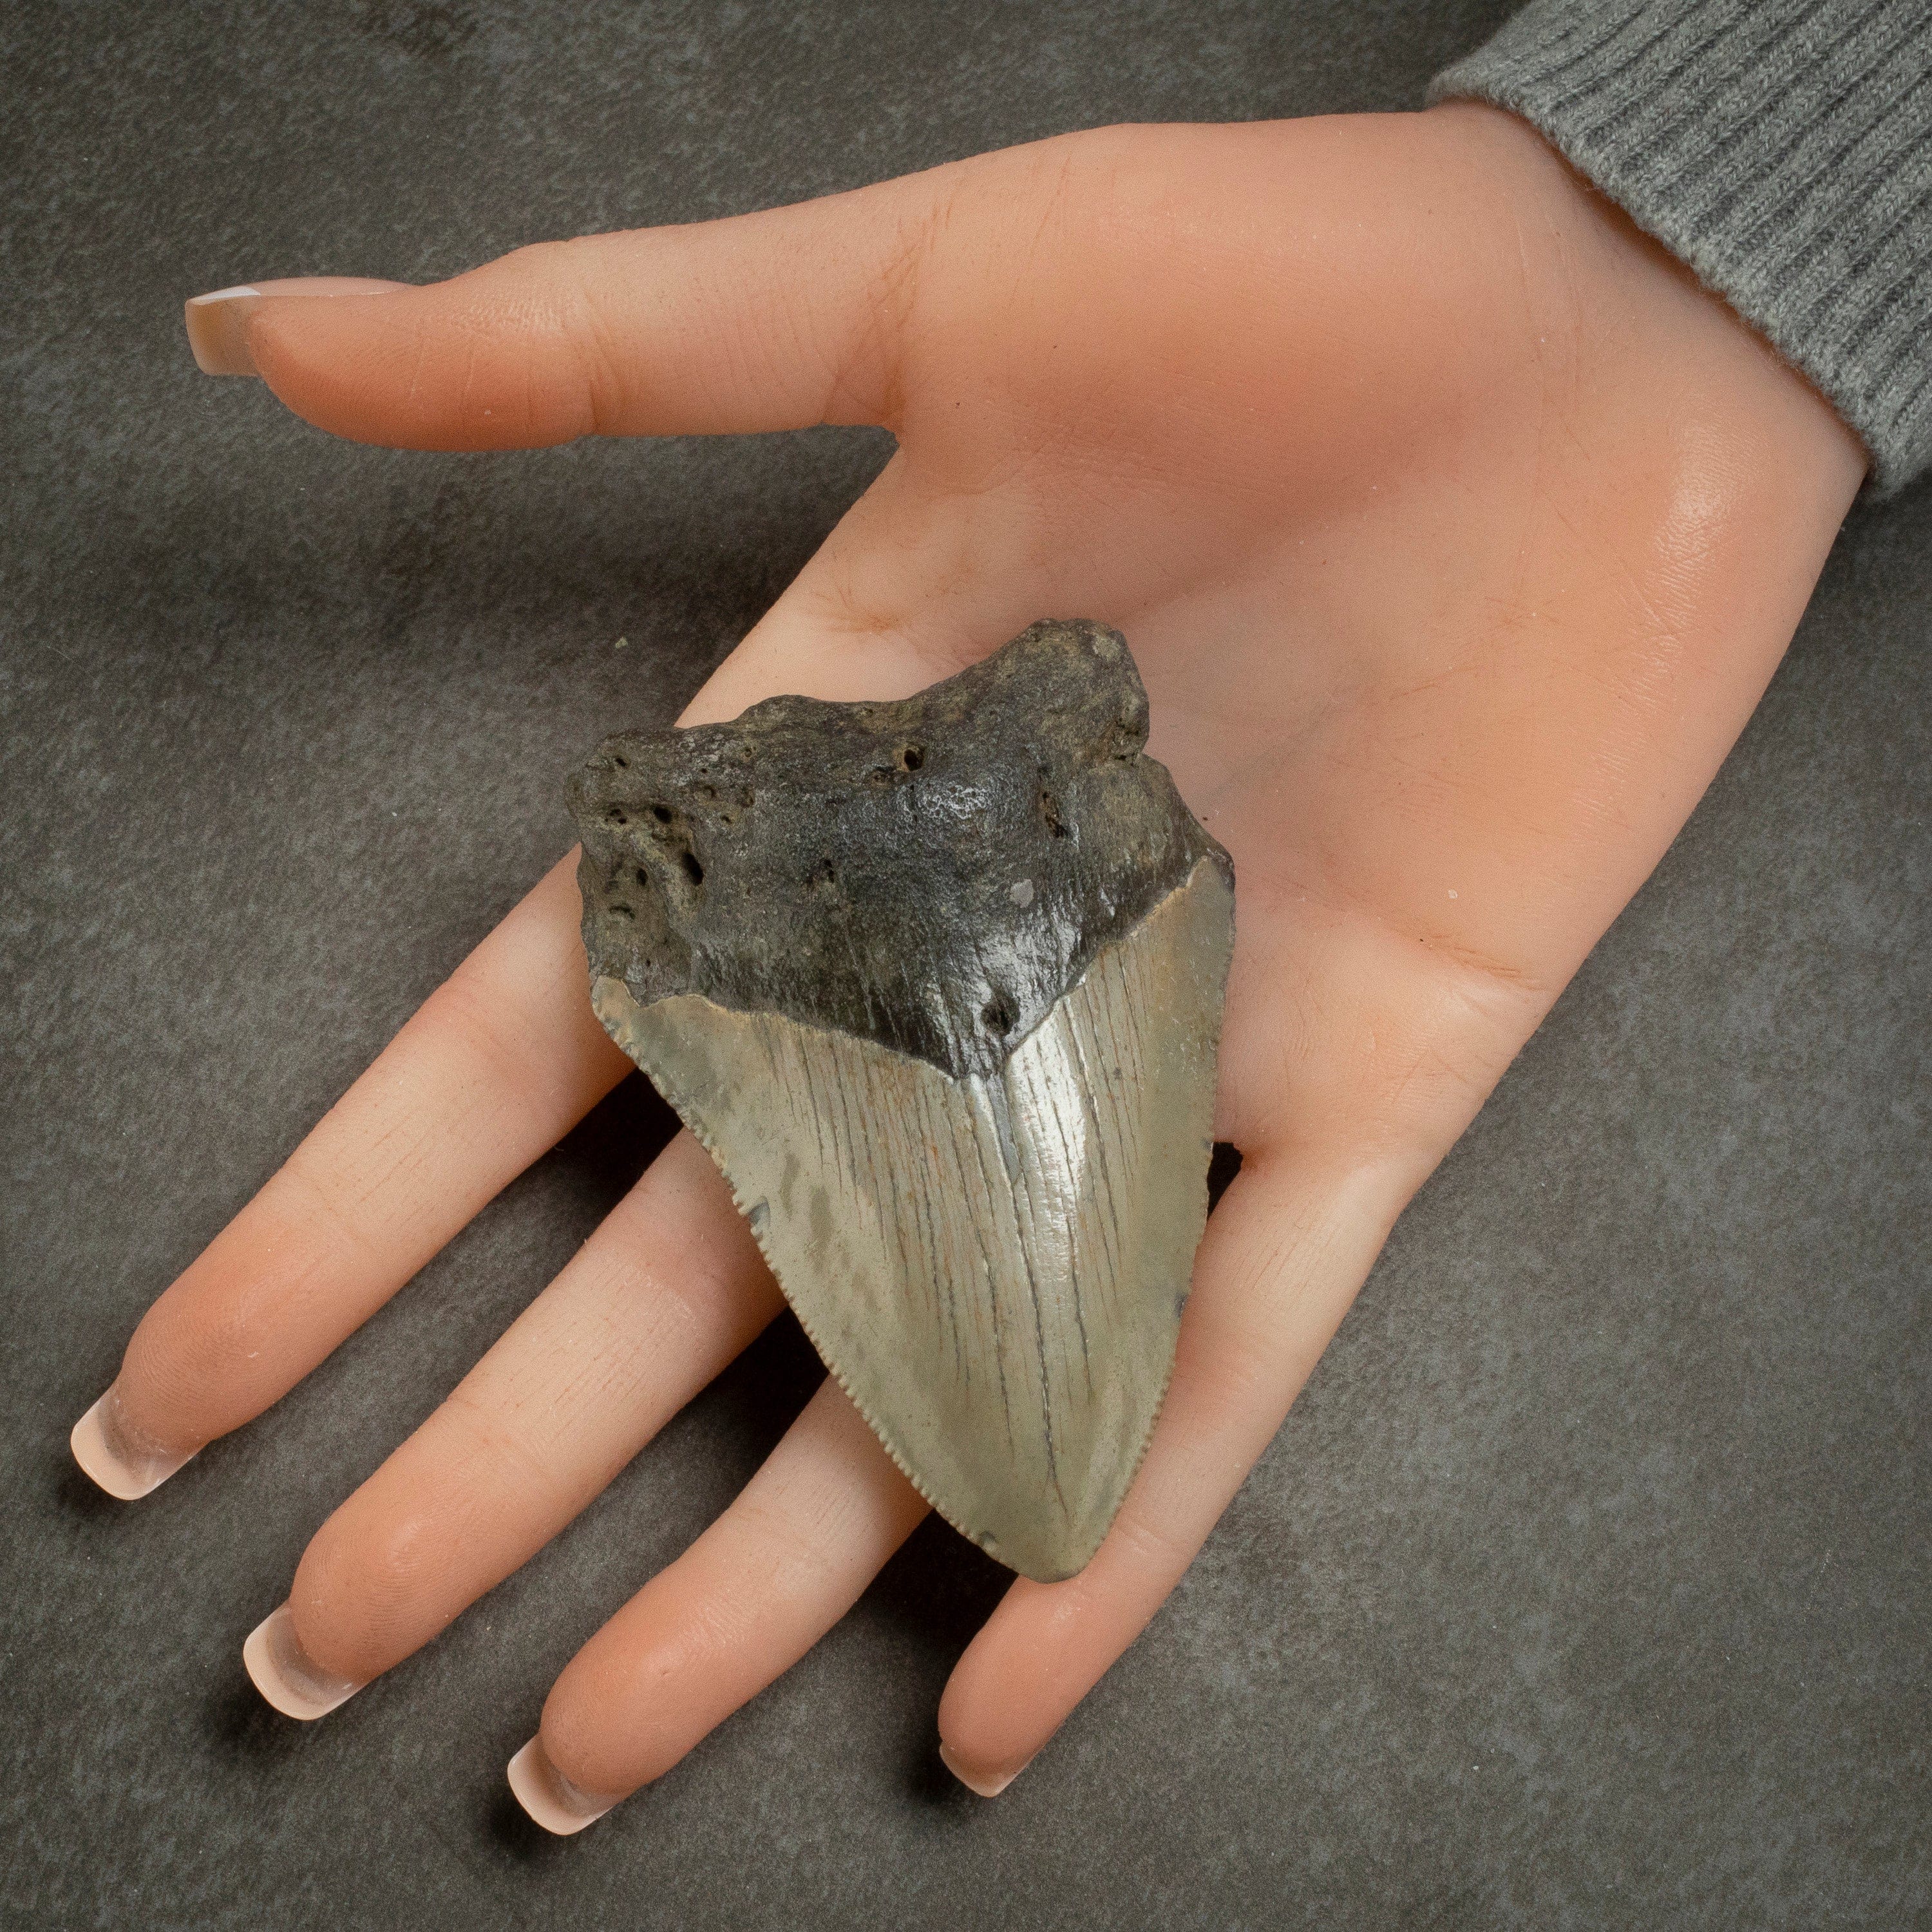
[567,620,1235,1582]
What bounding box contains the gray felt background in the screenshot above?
[2,2,1927,1927]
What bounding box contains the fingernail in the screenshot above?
[939,1739,1035,1798]
[184,276,409,377]
[507,1736,624,1836]
[242,1603,363,1720]
[70,1386,196,1499]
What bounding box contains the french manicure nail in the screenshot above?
[939,1740,1036,1798]
[69,1385,196,1499]
[184,276,410,377]
[242,1603,364,1720]
[507,1736,624,1836]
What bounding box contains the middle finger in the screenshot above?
[243,1130,782,1716]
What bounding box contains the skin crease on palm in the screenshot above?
[82,103,1865,1821]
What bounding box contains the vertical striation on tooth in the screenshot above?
[569,620,1235,1580]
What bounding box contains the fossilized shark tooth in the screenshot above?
[568,619,1235,1581]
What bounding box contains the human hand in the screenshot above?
[79,104,1863,1826]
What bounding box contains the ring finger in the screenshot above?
[510,1376,928,1833]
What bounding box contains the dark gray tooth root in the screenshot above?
[568,619,1235,1581]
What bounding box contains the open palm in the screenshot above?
[82,103,1861,1824]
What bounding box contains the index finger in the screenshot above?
[71,853,630,1497]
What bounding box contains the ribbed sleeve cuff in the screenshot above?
[1429,0,1932,495]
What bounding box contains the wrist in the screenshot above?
[1437,101,1868,541]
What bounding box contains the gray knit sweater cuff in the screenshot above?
[1429,1,1932,495]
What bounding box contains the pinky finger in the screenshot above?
[509,1379,928,1833]
[936,1151,1413,1795]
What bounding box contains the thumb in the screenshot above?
[181,175,949,451]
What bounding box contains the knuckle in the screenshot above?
[450,237,618,441]
[729,1495,832,1595]
[524,236,635,435]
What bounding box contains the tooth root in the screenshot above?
[593,856,1231,1581]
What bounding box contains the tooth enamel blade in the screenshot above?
[591,854,1229,1580]
[569,620,1235,1580]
